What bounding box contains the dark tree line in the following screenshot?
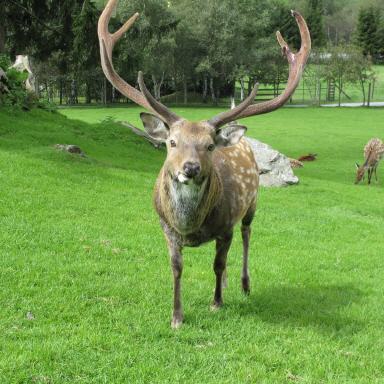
[1,0,382,105]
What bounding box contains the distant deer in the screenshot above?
[98,0,311,328]
[355,138,384,184]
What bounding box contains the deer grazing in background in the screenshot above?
[355,138,384,185]
[98,0,311,328]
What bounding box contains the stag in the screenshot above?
[98,0,311,328]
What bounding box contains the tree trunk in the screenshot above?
[103,78,107,104]
[85,80,91,104]
[240,78,245,101]
[203,76,208,103]
[338,75,342,107]
[105,80,112,103]
[59,78,63,105]
[69,79,78,104]
[33,75,39,97]
[209,77,216,105]
[0,22,5,54]
[360,77,366,106]
[247,77,253,96]
[152,73,165,100]
[183,77,188,104]
[48,82,53,103]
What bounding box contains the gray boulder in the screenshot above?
[245,137,299,187]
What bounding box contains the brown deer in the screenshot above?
[98,0,311,328]
[355,138,384,185]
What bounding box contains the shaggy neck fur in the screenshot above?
[159,169,222,235]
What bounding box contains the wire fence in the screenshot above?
[35,74,384,108]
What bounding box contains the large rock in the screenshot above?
[245,137,299,187]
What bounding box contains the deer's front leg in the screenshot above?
[367,168,371,184]
[165,239,183,329]
[170,246,183,329]
[162,223,184,329]
[212,231,233,310]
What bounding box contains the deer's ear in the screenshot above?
[140,112,169,142]
[215,124,247,147]
[355,162,360,169]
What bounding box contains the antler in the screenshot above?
[208,11,311,128]
[98,0,182,124]
[207,83,259,129]
[237,11,311,119]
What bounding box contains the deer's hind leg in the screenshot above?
[241,203,256,295]
[368,168,373,184]
[374,164,379,182]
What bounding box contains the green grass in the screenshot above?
[1,105,384,383]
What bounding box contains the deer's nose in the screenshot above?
[183,161,201,178]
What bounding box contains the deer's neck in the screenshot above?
[159,169,222,235]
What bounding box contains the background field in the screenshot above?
[1,106,384,383]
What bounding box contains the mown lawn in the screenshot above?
[1,105,384,383]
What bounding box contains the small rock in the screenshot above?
[286,371,301,381]
[26,311,35,320]
[55,144,86,157]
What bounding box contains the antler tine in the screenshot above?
[98,0,182,124]
[138,72,182,125]
[235,11,311,119]
[207,83,259,129]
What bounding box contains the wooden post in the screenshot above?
[371,78,376,100]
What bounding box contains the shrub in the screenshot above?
[0,54,56,111]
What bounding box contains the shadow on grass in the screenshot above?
[229,284,363,334]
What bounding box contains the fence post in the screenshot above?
[371,78,375,100]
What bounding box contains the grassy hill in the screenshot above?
[1,106,384,383]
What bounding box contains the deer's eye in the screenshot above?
[207,144,215,152]
[170,140,176,148]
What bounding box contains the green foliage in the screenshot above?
[1,106,384,382]
[0,59,35,109]
[306,0,326,47]
[356,6,382,60]
[3,0,384,104]
[72,1,102,103]
[0,54,57,111]
[0,54,11,70]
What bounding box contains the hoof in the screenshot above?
[210,300,223,311]
[171,316,183,329]
[242,277,250,295]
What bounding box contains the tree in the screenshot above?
[317,44,374,106]
[356,6,381,60]
[109,0,178,101]
[72,0,101,103]
[306,0,326,47]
